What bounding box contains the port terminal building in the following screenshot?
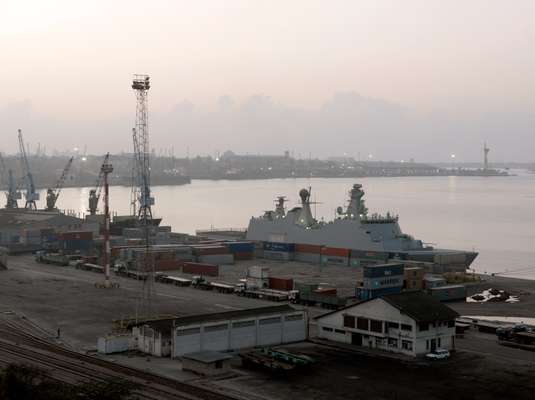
[315,291,458,357]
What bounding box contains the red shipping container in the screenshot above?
[233,252,254,260]
[268,277,294,291]
[295,243,322,254]
[321,247,349,257]
[59,231,93,241]
[154,259,184,271]
[183,262,219,277]
[314,287,337,296]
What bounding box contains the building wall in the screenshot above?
[172,311,307,357]
[182,358,231,376]
[317,299,455,357]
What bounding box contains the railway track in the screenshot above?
[0,318,243,400]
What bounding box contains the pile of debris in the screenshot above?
[467,288,519,303]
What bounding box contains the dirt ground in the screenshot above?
[1,255,535,399]
[212,340,535,400]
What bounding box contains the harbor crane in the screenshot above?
[45,157,74,211]
[132,74,155,318]
[88,153,111,215]
[132,74,154,223]
[18,129,39,210]
[0,152,21,209]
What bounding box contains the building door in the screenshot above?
[430,338,437,352]
[352,333,362,346]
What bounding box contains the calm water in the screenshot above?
[38,172,535,278]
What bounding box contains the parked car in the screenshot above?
[425,349,450,360]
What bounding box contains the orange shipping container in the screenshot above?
[321,247,350,257]
[295,243,322,254]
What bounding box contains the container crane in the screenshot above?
[45,157,74,211]
[0,152,21,209]
[18,129,39,210]
[88,153,111,215]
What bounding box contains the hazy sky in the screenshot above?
[1,0,534,161]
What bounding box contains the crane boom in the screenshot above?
[46,156,74,211]
[0,153,22,209]
[18,129,39,210]
[88,153,110,215]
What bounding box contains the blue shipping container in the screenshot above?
[227,242,255,252]
[356,285,402,301]
[363,263,404,278]
[263,242,295,252]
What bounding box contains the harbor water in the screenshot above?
[41,172,535,279]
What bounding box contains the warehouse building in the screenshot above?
[316,291,458,357]
[133,305,308,358]
[0,209,90,250]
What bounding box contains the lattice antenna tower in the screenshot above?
[132,74,155,319]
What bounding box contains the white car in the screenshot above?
[425,349,450,360]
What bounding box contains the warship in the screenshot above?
[246,184,478,269]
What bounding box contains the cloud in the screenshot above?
[1,93,534,162]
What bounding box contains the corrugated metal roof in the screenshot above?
[315,291,458,323]
[0,210,82,229]
[137,304,299,334]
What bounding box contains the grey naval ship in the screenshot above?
[246,184,478,270]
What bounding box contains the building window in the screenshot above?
[419,323,429,332]
[370,319,383,333]
[215,361,223,369]
[401,324,412,331]
[285,314,303,322]
[402,340,413,351]
[176,327,200,336]
[438,338,442,347]
[322,327,333,332]
[447,320,455,328]
[388,338,398,348]
[259,317,281,325]
[387,322,399,330]
[232,320,255,328]
[376,337,385,346]
[335,329,346,335]
[426,340,429,350]
[344,315,355,328]
[204,324,228,332]
[357,317,369,331]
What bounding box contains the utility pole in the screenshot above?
[483,143,490,172]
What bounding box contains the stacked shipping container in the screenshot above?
[183,262,219,277]
[356,263,404,300]
[192,245,234,265]
[320,247,349,266]
[225,241,254,260]
[263,242,295,261]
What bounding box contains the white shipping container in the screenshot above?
[246,277,269,290]
[248,265,270,278]
[263,250,293,261]
[97,334,131,354]
[294,252,320,264]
